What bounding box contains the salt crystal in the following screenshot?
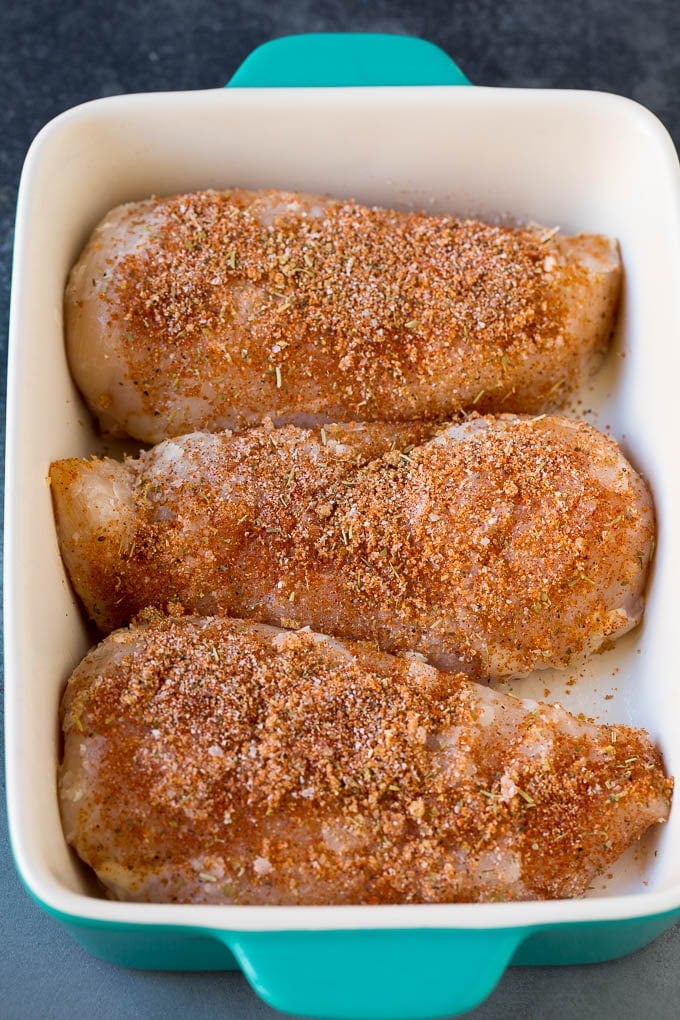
[254,856,273,876]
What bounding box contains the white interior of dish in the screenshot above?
[6,85,680,930]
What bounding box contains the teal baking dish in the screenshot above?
[6,33,680,1020]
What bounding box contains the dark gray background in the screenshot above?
[2,1,680,1017]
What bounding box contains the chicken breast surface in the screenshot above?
[59,615,672,905]
[65,189,621,443]
[50,415,654,678]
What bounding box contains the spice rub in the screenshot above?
[50,415,654,678]
[65,189,621,443]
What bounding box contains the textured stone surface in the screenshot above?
[2,2,679,1017]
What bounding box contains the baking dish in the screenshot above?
[5,32,680,1019]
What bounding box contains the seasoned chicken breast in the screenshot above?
[59,615,672,905]
[50,415,654,678]
[65,189,621,443]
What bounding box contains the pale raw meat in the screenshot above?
[65,189,621,443]
[59,615,672,905]
[50,415,654,679]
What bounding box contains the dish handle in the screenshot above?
[226,33,471,88]
[218,926,525,1019]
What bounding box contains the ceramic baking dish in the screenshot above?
[6,33,680,1020]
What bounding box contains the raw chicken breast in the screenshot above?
[59,615,672,905]
[65,189,621,443]
[50,415,654,679]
